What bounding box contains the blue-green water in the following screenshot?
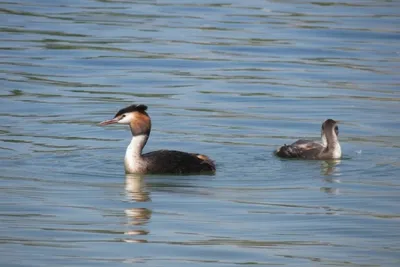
[1,0,399,266]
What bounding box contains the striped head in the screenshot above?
[99,104,151,136]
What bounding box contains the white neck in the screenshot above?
[124,135,148,173]
[332,143,342,159]
[321,133,341,159]
[329,136,342,159]
[321,133,328,147]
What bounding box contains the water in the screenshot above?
[1,0,399,266]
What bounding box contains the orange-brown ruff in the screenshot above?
[275,119,341,160]
[99,104,216,174]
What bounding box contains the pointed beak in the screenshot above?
[99,117,120,126]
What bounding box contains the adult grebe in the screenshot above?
[275,119,341,160]
[99,104,216,174]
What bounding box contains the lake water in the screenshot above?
[1,0,399,266]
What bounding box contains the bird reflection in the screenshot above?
[320,159,341,176]
[124,208,152,226]
[124,174,152,243]
[320,160,341,195]
[125,174,151,202]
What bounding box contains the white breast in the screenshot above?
[124,135,148,174]
[331,143,342,159]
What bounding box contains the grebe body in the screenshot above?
[275,119,341,160]
[100,104,215,174]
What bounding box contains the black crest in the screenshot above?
[114,104,148,117]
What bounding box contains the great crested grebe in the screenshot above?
[99,104,216,174]
[275,119,341,160]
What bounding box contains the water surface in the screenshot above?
[1,0,399,266]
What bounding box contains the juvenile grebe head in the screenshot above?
[321,119,339,146]
[99,104,151,136]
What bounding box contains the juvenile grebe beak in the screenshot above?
[99,117,121,126]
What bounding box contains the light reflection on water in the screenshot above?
[1,0,400,266]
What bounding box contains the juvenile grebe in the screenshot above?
[275,119,341,160]
[99,104,216,174]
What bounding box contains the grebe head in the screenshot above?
[321,119,339,145]
[99,104,151,136]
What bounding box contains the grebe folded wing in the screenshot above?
[276,140,324,159]
[142,150,216,174]
[291,139,323,149]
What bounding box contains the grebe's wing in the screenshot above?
[292,139,324,149]
[142,150,215,174]
[276,140,324,159]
